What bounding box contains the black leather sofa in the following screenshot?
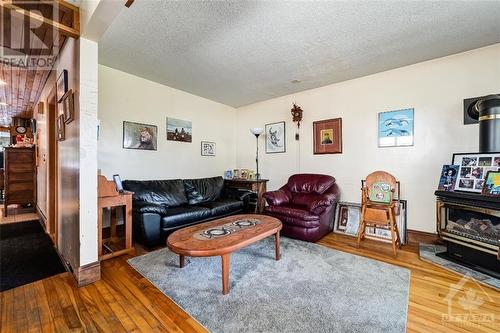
[122,176,252,247]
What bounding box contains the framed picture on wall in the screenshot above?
[313,118,342,154]
[265,121,286,153]
[333,202,361,237]
[201,141,216,156]
[378,108,414,147]
[57,115,65,141]
[122,121,157,150]
[167,117,192,142]
[62,89,74,124]
[452,152,500,193]
[56,69,68,103]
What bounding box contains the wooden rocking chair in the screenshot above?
[357,171,402,257]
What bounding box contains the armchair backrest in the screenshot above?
[284,174,336,206]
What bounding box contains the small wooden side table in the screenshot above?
[224,179,269,213]
[98,175,134,260]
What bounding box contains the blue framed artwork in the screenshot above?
[378,108,414,147]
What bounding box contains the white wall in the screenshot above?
[98,65,237,180]
[79,38,99,266]
[235,44,500,233]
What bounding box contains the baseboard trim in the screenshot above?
[74,261,101,287]
[407,229,442,245]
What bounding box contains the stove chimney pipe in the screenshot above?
[469,94,500,153]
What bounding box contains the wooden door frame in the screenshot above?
[47,88,58,245]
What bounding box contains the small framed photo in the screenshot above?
[378,108,414,147]
[333,202,361,236]
[201,141,216,156]
[437,165,459,191]
[57,114,65,141]
[452,152,500,193]
[56,69,68,103]
[224,170,233,180]
[113,174,124,193]
[265,121,286,153]
[123,121,157,150]
[313,118,342,154]
[482,171,500,196]
[62,89,74,124]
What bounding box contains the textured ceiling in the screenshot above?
[99,0,500,107]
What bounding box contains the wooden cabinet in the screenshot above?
[3,147,36,217]
[224,179,269,213]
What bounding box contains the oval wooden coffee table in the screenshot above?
[167,214,282,295]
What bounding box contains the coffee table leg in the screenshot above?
[179,255,185,268]
[221,254,230,295]
[275,232,281,260]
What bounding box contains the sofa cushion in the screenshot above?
[264,205,320,228]
[161,206,212,228]
[286,174,335,194]
[123,179,188,207]
[183,177,224,205]
[198,199,243,216]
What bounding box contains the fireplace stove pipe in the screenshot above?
[472,94,500,153]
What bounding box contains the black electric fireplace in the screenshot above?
[434,95,500,278]
[435,191,500,278]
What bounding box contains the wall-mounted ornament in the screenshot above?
[56,69,68,103]
[291,103,303,140]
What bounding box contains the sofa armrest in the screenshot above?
[133,212,162,247]
[308,193,337,214]
[263,190,290,206]
[133,201,168,215]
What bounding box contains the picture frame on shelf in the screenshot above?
[333,202,361,237]
[56,69,68,103]
[265,121,286,153]
[313,118,342,154]
[452,152,500,193]
[122,121,157,150]
[62,89,74,124]
[482,170,500,196]
[224,170,234,180]
[437,165,460,191]
[378,108,414,147]
[57,115,65,141]
[201,141,216,156]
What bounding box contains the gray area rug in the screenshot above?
[128,237,410,333]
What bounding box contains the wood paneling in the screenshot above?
[0,0,79,126]
[1,233,498,333]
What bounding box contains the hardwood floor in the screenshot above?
[1,233,499,332]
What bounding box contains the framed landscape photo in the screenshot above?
[482,170,500,196]
[378,108,414,147]
[265,121,286,153]
[313,118,342,154]
[333,202,361,237]
[167,117,192,142]
[123,121,157,150]
[201,141,216,156]
[452,152,500,193]
[56,69,68,103]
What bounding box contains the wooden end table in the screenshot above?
[167,214,282,295]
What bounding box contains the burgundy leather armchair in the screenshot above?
[263,174,340,242]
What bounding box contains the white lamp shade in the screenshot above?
[250,127,264,136]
